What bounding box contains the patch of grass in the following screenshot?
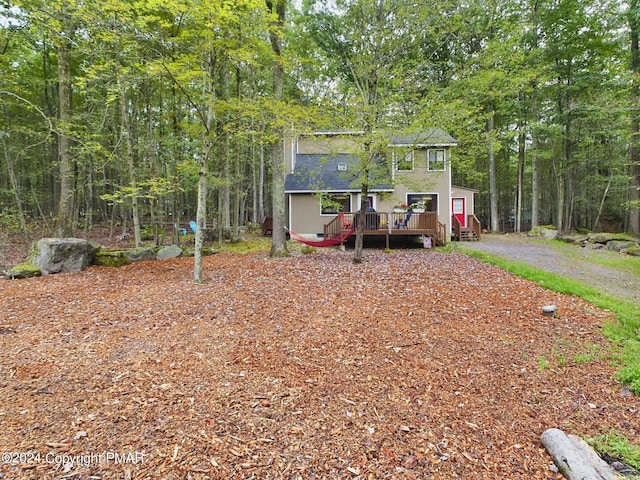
[537,356,549,372]
[573,353,596,364]
[555,354,568,367]
[300,245,316,255]
[218,238,272,254]
[574,343,601,364]
[458,247,640,395]
[548,240,640,276]
[590,430,640,472]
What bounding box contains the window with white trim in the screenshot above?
[394,150,414,171]
[321,193,350,214]
[427,149,445,171]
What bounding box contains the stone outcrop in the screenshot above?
[93,247,158,267]
[93,250,131,267]
[5,263,42,279]
[156,245,183,260]
[558,232,640,256]
[125,247,156,263]
[26,238,99,274]
[7,239,218,279]
[605,240,638,253]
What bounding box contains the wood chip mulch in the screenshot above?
[0,249,638,479]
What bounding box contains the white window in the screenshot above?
[428,149,445,171]
[321,193,350,214]
[337,162,347,171]
[394,150,414,171]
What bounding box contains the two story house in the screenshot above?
[284,129,480,247]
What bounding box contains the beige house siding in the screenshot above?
[451,186,477,216]
[297,135,361,155]
[288,193,336,236]
[391,148,452,234]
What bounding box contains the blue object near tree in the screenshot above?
[189,220,197,233]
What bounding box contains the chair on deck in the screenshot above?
[189,220,197,233]
[395,212,412,228]
[339,212,352,229]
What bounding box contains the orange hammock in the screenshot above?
[288,228,354,247]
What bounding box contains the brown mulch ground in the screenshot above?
[0,247,638,479]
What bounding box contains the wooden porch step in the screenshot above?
[460,229,479,241]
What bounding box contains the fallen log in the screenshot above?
[540,428,618,480]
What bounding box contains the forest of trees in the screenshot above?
[1,0,639,247]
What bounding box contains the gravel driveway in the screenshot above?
[459,234,640,305]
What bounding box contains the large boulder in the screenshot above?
[156,245,183,260]
[27,238,99,274]
[529,226,558,240]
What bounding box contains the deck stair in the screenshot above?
[452,214,482,242]
[459,229,479,241]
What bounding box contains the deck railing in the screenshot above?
[468,214,481,240]
[324,211,446,245]
[452,214,481,241]
[452,215,462,240]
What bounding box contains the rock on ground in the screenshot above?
[26,238,99,274]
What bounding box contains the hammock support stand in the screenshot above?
[287,227,354,247]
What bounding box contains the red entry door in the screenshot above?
[452,198,466,228]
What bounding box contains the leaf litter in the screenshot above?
[0,248,638,479]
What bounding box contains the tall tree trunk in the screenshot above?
[267,0,288,258]
[530,0,540,230]
[251,131,258,226]
[487,110,499,233]
[234,140,241,239]
[233,66,242,239]
[194,42,218,282]
[553,152,565,233]
[259,140,266,222]
[193,152,208,283]
[220,64,231,240]
[2,145,28,238]
[593,172,614,232]
[531,110,540,229]
[516,127,525,232]
[630,0,640,234]
[353,178,369,264]
[55,34,75,237]
[118,79,141,247]
[83,168,93,238]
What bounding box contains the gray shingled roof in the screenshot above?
[285,154,393,192]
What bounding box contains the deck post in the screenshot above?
[386,212,391,249]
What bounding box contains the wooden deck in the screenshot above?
[323,211,447,248]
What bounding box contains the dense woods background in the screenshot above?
[1,0,639,243]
